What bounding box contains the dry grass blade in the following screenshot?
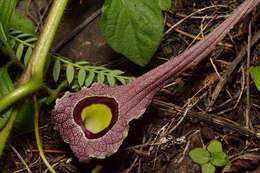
[153,99,260,139]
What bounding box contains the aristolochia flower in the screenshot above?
[52,0,259,162]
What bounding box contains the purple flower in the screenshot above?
[52,0,259,162]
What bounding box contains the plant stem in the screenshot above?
[33,96,56,173]
[0,79,41,112]
[31,0,68,80]
[43,80,68,98]
[0,109,18,156]
[0,0,69,158]
[0,0,69,113]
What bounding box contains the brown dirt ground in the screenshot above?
[0,0,260,172]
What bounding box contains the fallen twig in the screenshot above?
[152,99,260,139]
[207,29,260,110]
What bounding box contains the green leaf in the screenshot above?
[44,96,55,105]
[202,163,215,173]
[207,140,222,153]
[16,43,24,61]
[107,75,115,86]
[101,0,164,66]
[158,0,172,11]
[78,69,86,87]
[0,0,16,31]
[24,37,38,43]
[0,22,8,43]
[14,99,34,132]
[10,12,35,35]
[88,66,106,70]
[189,148,210,164]
[0,67,14,130]
[16,33,34,39]
[249,66,260,92]
[0,68,13,94]
[53,59,61,83]
[211,152,229,167]
[116,77,126,85]
[9,39,16,48]
[129,76,136,81]
[75,61,90,65]
[85,71,95,87]
[110,70,125,75]
[9,29,23,35]
[97,73,105,84]
[66,64,75,85]
[24,47,32,66]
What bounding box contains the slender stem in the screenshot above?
[0,79,41,112]
[0,109,18,156]
[43,80,68,98]
[33,96,56,173]
[31,0,68,80]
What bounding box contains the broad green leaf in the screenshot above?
[24,47,32,66]
[66,64,75,85]
[14,99,34,132]
[78,69,86,87]
[0,67,14,130]
[53,59,61,82]
[249,66,260,92]
[189,148,210,164]
[10,12,35,35]
[85,71,95,87]
[211,152,229,167]
[101,0,164,66]
[107,75,115,86]
[207,140,222,153]
[158,0,172,11]
[16,43,24,61]
[202,163,215,173]
[0,0,16,32]
[97,73,105,84]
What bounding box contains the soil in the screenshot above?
[0,0,260,173]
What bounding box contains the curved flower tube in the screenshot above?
[53,0,259,162]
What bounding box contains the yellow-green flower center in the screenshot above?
[81,104,112,134]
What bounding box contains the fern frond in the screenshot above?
[8,29,135,88]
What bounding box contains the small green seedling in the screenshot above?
[189,140,229,173]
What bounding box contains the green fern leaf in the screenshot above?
[116,77,126,85]
[85,71,95,87]
[66,64,74,85]
[24,47,32,65]
[78,69,86,87]
[53,59,61,82]
[16,43,24,61]
[97,73,105,84]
